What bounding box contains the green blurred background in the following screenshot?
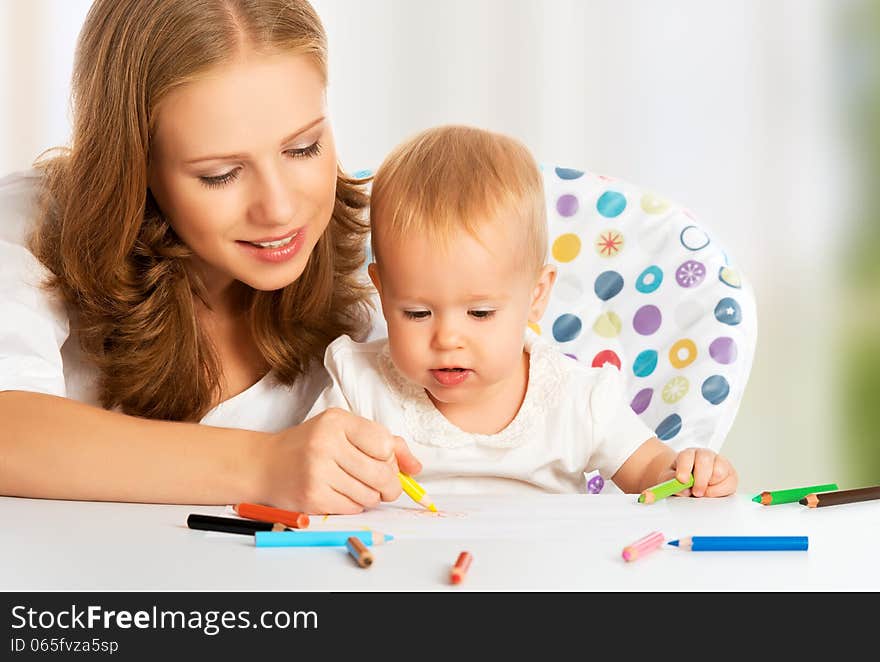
[840,0,880,487]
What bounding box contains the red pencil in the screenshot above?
[450,551,472,585]
[233,503,310,529]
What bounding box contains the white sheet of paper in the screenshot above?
[307,494,673,541]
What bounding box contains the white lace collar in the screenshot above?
[377,331,567,449]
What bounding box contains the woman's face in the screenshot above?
[149,51,338,298]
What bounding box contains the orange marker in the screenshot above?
[233,503,310,529]
[450,551,472,585]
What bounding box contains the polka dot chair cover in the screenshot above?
[355,164,757,494]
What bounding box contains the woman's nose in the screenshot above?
[249,169,294,226]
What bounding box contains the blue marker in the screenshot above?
[254,530,394,548]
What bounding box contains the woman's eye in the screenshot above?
[403,310,431,320]
[284,141,322,159]
[199,168,241,188]
[197,141,321,189]
[469,310,496,319]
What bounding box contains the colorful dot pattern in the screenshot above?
[541,166,757,491]
[356,164,757,495]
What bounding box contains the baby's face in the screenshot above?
[371,222,542,410]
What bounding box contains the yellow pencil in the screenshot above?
[398,472,437,512]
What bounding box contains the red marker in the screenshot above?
[450,551,472,585]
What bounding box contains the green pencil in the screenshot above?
[751,483,838,506]
[638,473,695,504]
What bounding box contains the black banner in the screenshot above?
[0,591,866,656]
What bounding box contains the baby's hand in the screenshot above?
[670,447,738,498]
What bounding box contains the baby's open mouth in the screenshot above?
[430,368,472,386]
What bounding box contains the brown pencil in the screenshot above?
[345,536,374,568]
[799,485,880,508]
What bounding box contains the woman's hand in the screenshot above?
[255,408,423,514]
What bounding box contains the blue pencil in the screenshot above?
[254,530,394,548]
[668,536,808,551]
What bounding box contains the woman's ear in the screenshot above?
[528,264,557,324]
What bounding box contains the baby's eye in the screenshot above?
[469,310,496,319]
[403,310,431,320]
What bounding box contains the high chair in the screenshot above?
[358,164,757,493]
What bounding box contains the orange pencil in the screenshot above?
[450,551,472,585]
[234,503,310,529]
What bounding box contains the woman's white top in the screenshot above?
[0,170,328,432]
[306,333,655,495]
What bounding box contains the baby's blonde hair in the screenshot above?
[370,125,547,274]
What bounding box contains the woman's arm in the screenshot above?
[0,390,264,504]
[0,391,421,511]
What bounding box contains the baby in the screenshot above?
[306,125,738,498]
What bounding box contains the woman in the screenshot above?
[0,0,420,513]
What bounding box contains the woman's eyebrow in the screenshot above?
[184,116,325,164]
[277,116,325,146]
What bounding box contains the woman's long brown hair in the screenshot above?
[29,0,371,422]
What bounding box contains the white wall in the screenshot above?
[0,0,92,171]
[1,0,856,492]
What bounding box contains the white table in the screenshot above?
[1,493,876,591]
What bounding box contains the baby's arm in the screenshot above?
[611,437,738,497]
[303,337,363,422]
[303,377,353,421]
